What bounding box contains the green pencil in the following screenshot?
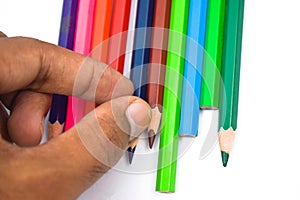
[200,0,226,109]
[156,0,190,193]
[219,0,245,167]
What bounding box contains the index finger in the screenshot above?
[0,37,133,103]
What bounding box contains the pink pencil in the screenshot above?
[65,0,96,131]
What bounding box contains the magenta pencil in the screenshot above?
[65,0,96,130]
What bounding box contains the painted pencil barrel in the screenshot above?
[107,0,131,73]
[219,0,245,130]
[130,0,155,100]
[200,0,226,109]
[156,0,190,193]
[58,0,78,49]
[49,0,78,132]
[65,0,95,130]
[147,0,171,108]
[90,0,112,62]
[179,0,207,137]
[124,0,139,79]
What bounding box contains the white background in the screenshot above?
[1,0,300,199]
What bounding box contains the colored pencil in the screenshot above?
[200,0,226,109]
[128,0,155,164]
[84,0,113,114]
[179,0,207,137]
[90,0,113,61]
[65,0,95,131]
[146,0,171,149]
[156,0,190,193]
[219,0,245,167]
[107,0,132,72]
[48,0,78,138]
[123,0,139,79]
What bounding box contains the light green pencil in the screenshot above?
[200,0,226,109]
[156,0,190,193]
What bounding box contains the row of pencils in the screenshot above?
[48,0,245,193]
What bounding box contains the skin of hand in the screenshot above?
[0,32,152,200]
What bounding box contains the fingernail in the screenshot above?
[125,101,151,140]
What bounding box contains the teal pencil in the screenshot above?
[219,0,245,167]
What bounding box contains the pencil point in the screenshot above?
[221,151,229,167]
[218,127,236,167]
[148,130,156,149]
[127,146,136,164]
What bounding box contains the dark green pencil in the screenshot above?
[219,0,245,167]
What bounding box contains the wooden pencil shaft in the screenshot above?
[130,0,155,100]
[65,0,95,130]
[147,0,171,110]
[107,0,132,73]
[123,0,139,79]
[219,0,245,130]
[156,0,190,193]
[179,0,207,136]
[49,0,78,127]
[200,0,226,108]
[90,0,113,62]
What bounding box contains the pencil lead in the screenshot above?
[148,129,156,149]
[127,138,139,164]
[221,151,229,167]
[127,146,136,164]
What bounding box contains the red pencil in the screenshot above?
[84,0,113,114]
[146,0,171,148]
[107,0,132,73]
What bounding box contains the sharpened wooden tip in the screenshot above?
[147,107,161,148]
[218,127,236,167]
[48,121,65,139]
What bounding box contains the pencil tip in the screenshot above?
[148,130,156,149]
[128,146,137,164]
[221,151,229,167]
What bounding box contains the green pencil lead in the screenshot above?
[221,151,229,167]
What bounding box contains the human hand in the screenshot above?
[0,32,151,200]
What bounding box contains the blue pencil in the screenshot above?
[48,0,78,138]
[128,0,155,164]
[130,0,155,100]
[179,0,207,137]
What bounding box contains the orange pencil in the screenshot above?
[84,0,113,113]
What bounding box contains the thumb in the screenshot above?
[52,96,151,198]
[8,96,151,200]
